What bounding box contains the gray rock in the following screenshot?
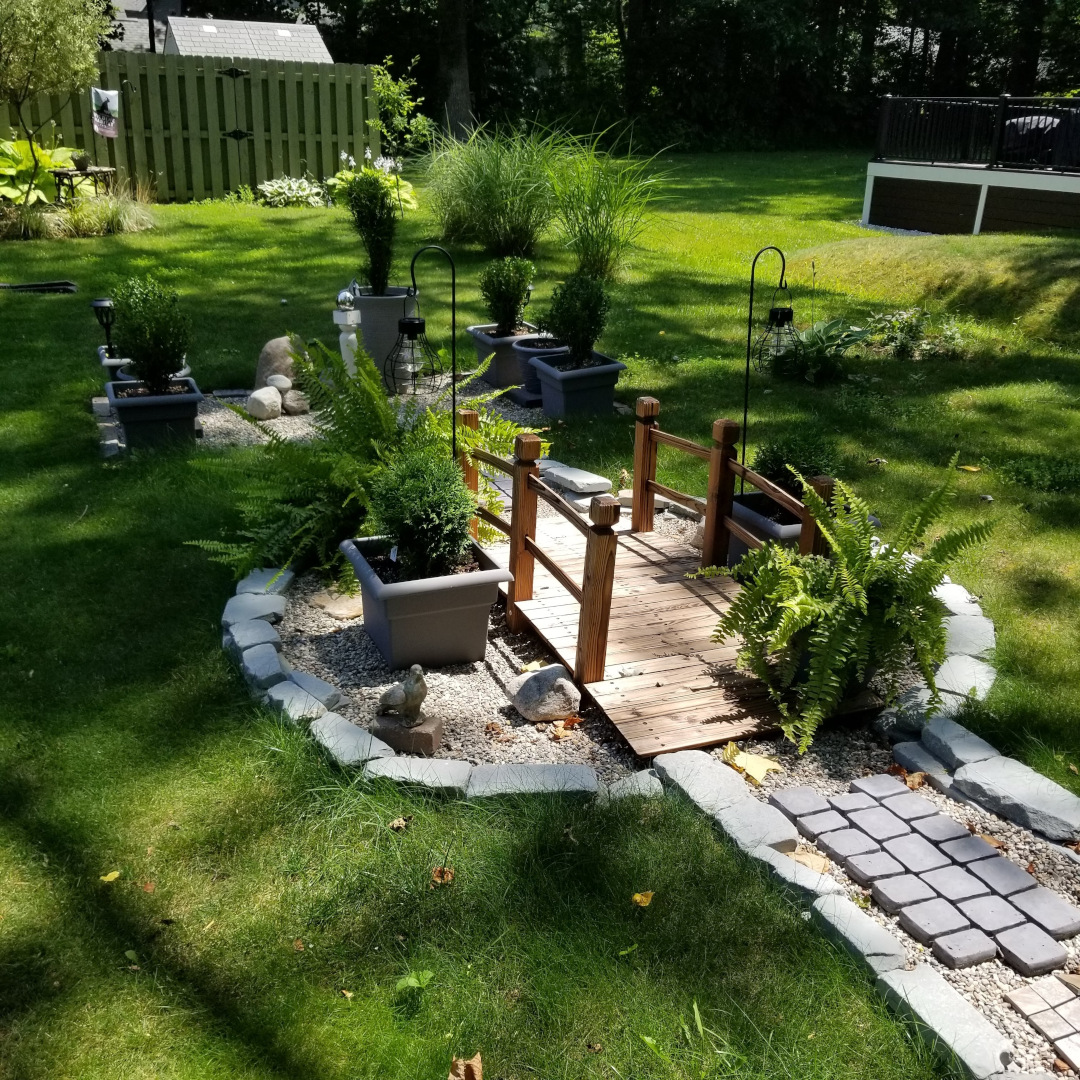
[882,833,951,873]
[265,681,326,723]
[288,670,343,710]
[254,335,297,389]
[1009,887,1080,940]
[967,856,1038,897]
[818,828,881,861]
[543,465,611,494]
[922,716,999,771]
[891,741,956,795]
[224,618,281,657]
[796,809,848,840]
[940,834,1001,864]
[266,373,292,391]
[466,763,598,798]
[933,581,983,616]
[282,389,310,415]
[605,770,664,800]
[236,567,295,596]
[769,786,830,821]
[309,713,394,766]
[222,593,286,628]
[617,488,670,510]
[507,664,581,723]
[242,642,287,690]
[920,865,990,903]
[811,894,907,976]
[910,813,970,843]
[957,894,1026,934]
[932,927,998,968]
[851,774,909,801]
[848,806,912,841]
[652,750,747,814]
[876,965,1014,1079]
[879,791,937,821]
[935,654,996,702]
[872,873,937,914]
[944,614,996,659]
[247,386,282,420]
[363,756,472,797]
[844,851,905,887]
[895,683,939,727]
[536,458,568,475]
[953,756,1080,842]
[713,798,798,853]
[749,845,844,902]
[996,923,1068,976]
[898,897,971,943]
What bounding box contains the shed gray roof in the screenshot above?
[163,16,332,62]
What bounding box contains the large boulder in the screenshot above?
[247,386,282,420]
[507,664,581,722]
[255,336,298,390]
[282,389,310,415]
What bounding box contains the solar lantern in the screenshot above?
[91,297,117,357]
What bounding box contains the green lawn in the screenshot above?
[2,149,1078,1077]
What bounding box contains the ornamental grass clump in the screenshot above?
[112,274,191,394]
[538,273,610,366]
[479,256,535,336]
[340,168,399,295]
[699,455,993,751]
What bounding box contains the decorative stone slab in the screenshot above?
[363,756,472,796]
[1006,984,1056,1017]
[935,654,996,702]
[880,791,938,821]
[236,567,295,596]
[932,927,998,969]
[844,851,905,887]
[996,923,1068,976]
[241,642,287,690]
[309,713,394,766]
[265,681,326,723]
[934,582,983,616]
[911,813,970,843]
[543,465,611,494]
[371,713,443,756]
[714,798,798,853]
[817,828,880,861]
[967,856,1039,897]
[873,874,937,914]
[222,593,287,628]
[749,845,844,902]
[876,965,1015,1079]
[851,774,909,801]
[953,756,1080,842]
[958,895,1025,935]
[944,614,996,659]
[899,897,971,943]
[891,741,958,797]
[848,806,912,841]
[796,809,848,840]
[288,671,343,710]
[884,833,952,873]
[829,792,877,814]
[1057,1033,1080,1073]
[536,457,568,475]
[467,763,599,799]
[920,865,990,903]
[811,894,907,976]
[1032,976,1074,1008]
[605,770,664,800]
[922,716,999,771]
[940,834,1001,864]
[1058,998,1080,1029]
[892,684,937,733]
[1009,887,1080,939]
[652,750,747,814]
[768,786,829,821]
[1029,1009,1074,1042]
[226,619,281,655]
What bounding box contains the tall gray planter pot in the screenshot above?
[339,537,513,670]
[466,321,538,388]
[528,351,626,417]
[352,287,417,382]
[727,491,803,565]
[105,377,203,448]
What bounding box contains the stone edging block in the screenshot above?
[810,894,907,976]
[466,763,599,798]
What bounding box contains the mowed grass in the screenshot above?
[1,149,1078,1077]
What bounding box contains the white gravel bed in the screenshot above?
[198,396,319,448]
[729,724,1080,1075]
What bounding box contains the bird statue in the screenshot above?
[377,665,428,726]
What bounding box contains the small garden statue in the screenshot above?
[377,664,428,726]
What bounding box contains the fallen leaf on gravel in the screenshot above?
[788,850,830,874]
[562,714,584,728]
[853,894,871,909]
[340,989,353,999]
[1054,1058,1070,1073]
[978,834,1005,849]
[293,938,305,951]
[520,660,544,673]
[389,816,413,832]
[448,1053,482,1080]
[100,871,121,882]
[431,866,455,888]
[887,763,908,778]
[142,882,155,894]
[904,771,927,790]
[1026,862,1036,875]
[549,721,571,740]
[722,743,781,786]
[631,891,653,907]
[484,722,503,737]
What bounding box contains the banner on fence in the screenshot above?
[90,88,119,138]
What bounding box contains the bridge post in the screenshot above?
[576,495,621,684]
[632,396,660,532]
[799,475,836,556]
[702,419,739,569]
[507,432,541,633]
[457,408,480,539]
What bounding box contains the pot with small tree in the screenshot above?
[467,256,539,395]
[520,273,625,416]
[104,275,203,448]
[339,438,512,669]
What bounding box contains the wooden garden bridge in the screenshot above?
[461,397,835,758]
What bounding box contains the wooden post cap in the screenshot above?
[635,396,660,420]
[457,408,479,424]
[513,432,542,461]
[588,495,621,527]
[714,418,739,444]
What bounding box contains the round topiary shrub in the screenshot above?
[112,274,192,394]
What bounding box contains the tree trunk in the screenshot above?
[437,0,471,136]
[622,0,653,115]
[146,0,157,53]
[1008,0,1045,93]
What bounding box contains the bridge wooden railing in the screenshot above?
[631,396,834,566]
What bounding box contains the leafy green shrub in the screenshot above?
[339,168,399,295]
[539,273,610,366]
[256,176,326,208]
[0,136,73,204]
[112,275,192,394]
[772,318,872,383]
[425,127,568,256]
[1000,454,1080,493]
[479,256,535,335]
[868,308,929,360]
[750,432,841,495]
[367,57,435,158]
[698,456,993,751]
[368,440,476,579]
[917,317,966,362]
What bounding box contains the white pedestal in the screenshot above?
[332,308,362,374]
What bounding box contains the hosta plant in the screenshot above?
[698,456,993,751]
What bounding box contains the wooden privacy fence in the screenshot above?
[7,51,378,202]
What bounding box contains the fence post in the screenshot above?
[576,495,621,684]
[702,418,740,569]
[456,409,480,539]
[507,432,541,633]
[799,475,836,556]
[875,94,893,160]
[632,396,660,532]
[988,94,1011,168]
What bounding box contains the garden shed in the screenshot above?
[162,16,333,63]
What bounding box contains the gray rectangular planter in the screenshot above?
[728,490,803,565]
[528,351,626,416]
[339,537,513,670]
[105,377,203,448]
[467,321,537,388]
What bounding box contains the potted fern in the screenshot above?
[467,256,538,393]
[104,275,203,448]
[699,459,992,752]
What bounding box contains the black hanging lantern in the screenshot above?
[751,289,799,373]
[382,314,445,395]
[91,297,116,357]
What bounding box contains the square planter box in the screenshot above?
[727,490,803,565]
[528,351,626,417]
[467,322,537,388]
[339,536,513,670]
[105,377,203,448]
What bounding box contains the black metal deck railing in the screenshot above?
[876,95,1080,174]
